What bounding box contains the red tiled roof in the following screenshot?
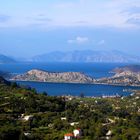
[65,133,74,136]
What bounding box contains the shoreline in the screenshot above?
[10,79,140,87]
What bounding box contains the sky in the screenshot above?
[0,0,140,58]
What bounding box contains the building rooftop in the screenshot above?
[65,133,74,137]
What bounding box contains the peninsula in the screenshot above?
[11,69,94,84]
[96,65,140,86]
[11,65,140,86]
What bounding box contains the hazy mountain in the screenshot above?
[31,50,140,63]
[0,54,16,64]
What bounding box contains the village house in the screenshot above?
[73,129,82,138]
[24,132,31,136]
[61,117,67,120]
[64,133,74,140]
[106,130,112,140]
[22,115,34,121]
[70,122,79,126]
[64,128,82,140]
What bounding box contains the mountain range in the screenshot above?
[30,50,140,63]
[0,50,140,63]
[0,54,16,64]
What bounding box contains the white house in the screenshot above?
[64,133,74,140]
[70,122,79,126]
[106,130,112,140]
[22,115,33,121]
[61,117,67,120]
[135,96,140,99]
[24,132,31,136]
[73,129,82,138]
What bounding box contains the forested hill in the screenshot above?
[0,77,140,140]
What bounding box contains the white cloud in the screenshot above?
[1,0,140,29]
[51,0,140,28]
[68,36,89,44]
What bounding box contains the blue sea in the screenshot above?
[0,62,140,96]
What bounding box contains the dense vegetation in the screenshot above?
[0,77,140,140]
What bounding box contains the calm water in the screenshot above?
[16,81,140,96]
[0,62,140,96]
[0,62,126,78]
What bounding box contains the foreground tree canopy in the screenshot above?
[0,78,140,140]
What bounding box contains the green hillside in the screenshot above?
[0,78,140,140]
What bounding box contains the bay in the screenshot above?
[16,81,140,96]
[0,62,140,96]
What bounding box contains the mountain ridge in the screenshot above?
[30,50,140,63]
[0,54,16,64]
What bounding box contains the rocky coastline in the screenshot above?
[11,65,140,86]
[11,69,95,84]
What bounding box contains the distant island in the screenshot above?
[96,65,140,86]
[11,65,140,86]
[11,69,94,84]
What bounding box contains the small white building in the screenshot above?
[70,122,79,126]
[64,133,74,140]
[22,115,33,121]
[73,129,82,138]
[61,117,67,120]
[106,130,112,140]
[24,132,31,136]
[135,96,140,99]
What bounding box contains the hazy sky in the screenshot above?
[0,0,140,58]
